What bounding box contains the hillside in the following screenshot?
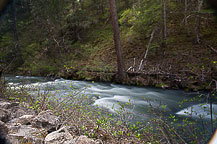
[0,0,216,91]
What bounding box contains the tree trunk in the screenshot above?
[80,0,84,9]
[0,0,9,12]
[162,0,167,47]
[13,0,18,43]
[195,0,203,44]
[13,0,19,56]
[101,0,104,15]
[109,0,126,81]
[13,0,23,66]
[184,0,190,35]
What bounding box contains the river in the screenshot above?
[5,76,217,125]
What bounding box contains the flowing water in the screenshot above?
[5,76,217,123]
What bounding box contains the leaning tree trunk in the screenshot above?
[109,0,126,81]
[138,29,155,72]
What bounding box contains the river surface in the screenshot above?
[5,76,217,123]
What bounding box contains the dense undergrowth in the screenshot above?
[1,77,216,143]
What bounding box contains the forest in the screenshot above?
[0,0,216,91]
[0,0,217,143]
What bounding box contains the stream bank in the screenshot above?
[59,69,217,92]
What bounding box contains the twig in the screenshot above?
[2,57,15,74]
[207,45,217,54]
[159,119,187,144]
[127,66,133,72]
[159,127,172,144]
[133,58,135,72]
[181,14,193,24]
[53,36,63,56]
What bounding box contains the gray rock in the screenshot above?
[9,102,20,108]
[0,101,19,109]
[9,115,35,125]
[0,108,9,122]
[0,102,11,109]
[0,101,35,122]
[0,121,8,144]
[0,120,8,138]
[7,125,47,144]
[10,105,36,120]
[32,110,60,132]
[45,126,74,144]
[75,136,96,144]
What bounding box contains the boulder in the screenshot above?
[0,120,8,138]
[7,125,47,144]
[0,121,10,144]
[75,136,96,144]
[0,101,19,109]
[31,110,60,132]
[0,108,9,122]
[9,105,35,120]
[0,101,12,109]
[45,126,74,144]
[0,101,35,122]
[9,115,35,125]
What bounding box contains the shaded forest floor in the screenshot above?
[7,12,217,91]
[55,20,217,91]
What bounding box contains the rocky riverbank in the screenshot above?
[0,99,98,144]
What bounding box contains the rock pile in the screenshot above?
[0,100,97,144]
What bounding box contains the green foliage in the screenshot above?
[0,34,14,61]
[0,0,216,96]
[31,0,65,22]
[120,0,161,36]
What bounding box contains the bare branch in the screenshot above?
[138,29,155,72]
